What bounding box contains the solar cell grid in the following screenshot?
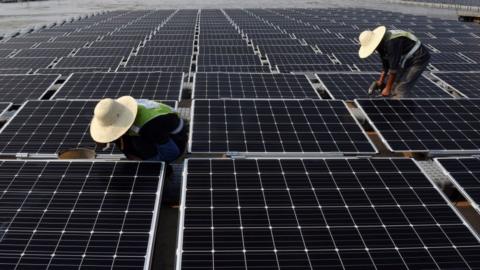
[0,57,56,69]
[252,39,302,46]
[190,99,376,154]
[35,42,88,49]
[55,56,123,68]
[53,36,101,42]
[433,72,480,98]
[0,43,36,50]
[0,160,163,270]
[89,41,141,48]
[429,53,472,64]
[126,55,191,67]
[0,74,60,103]
[461,52,480,63]
[317,73,452,100]
[356,98,480,153]
[151,34,195,40]
[257,45,315,54]
[0,69,32,75]
[267,54,333,65]
[436,157,480,215]
[0,49,15,57]
[75,47,133,57]
[431,63,480,72]
[178,158,480,270]
[13,48,74,58]
[35,68,111,75]
[196,65,271,73]
[198,39,248,46]
[199,46,254,55]
[136,46,193,56]
[193,73,319,99]
[280,60,352,71]
[334,53,378,64]
[198,54,261,66]
[55,72,183,100]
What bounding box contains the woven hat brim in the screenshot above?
[358,26,386,59]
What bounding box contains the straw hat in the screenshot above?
[358,26,387,59]
[90,96,137,143]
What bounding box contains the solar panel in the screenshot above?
[0,57,56,69]
[0,49,15,57]
[267,54,333,65]
[199,46,254,55]
[126,55,192,67]
[317,73,452,100]
[190,99,376,154]
[461,52,480,63]
[144,40,194,47]
[0,69,32,75]
[0,74,60,103]
[75,47,133,57]
[13,48,74,58]
[54,56,123,68]
[55,72,183,101]
[0,100,176,155]
[0,42,36,50]
[196,65,271,73]
[251,39,302,46]
[193,73,319,99]
[178,158,480,270]
[353,63,383,72]
[0,102,11,116]
[117,66,190,73]
[432,72,480,98]
[199,39,247,46]
[89,40,141,48]
[35,42,88,49]
[334,53,378,64]
[257,45,315,54]
[277,64,352,73]
[356,98,480,153]
[436,157,480,215]
[429,53,472,64]
[431,63,480,72]
[136,46,193,56]
[35,68,111,75]
[428,44,480,53]
[197,54,261,66]
[0,160,163,270]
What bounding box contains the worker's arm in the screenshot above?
[380,40,402,96]
[381,72,397,97]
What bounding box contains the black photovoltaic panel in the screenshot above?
[356,99,480,152]
[0,160,163,270]
[317,73,452,100]
[35,42,88,49]
[0,69,32,75]
[353,63,383,72]
[193,73,319,99]
[277,64,352,73]
[0,100,176,155]
[199,46,254,55]
[429,53,471,64]
[462,52,480,63]
[126,55,192,67]
[267,54,333,65]
[117,66,190,73]
[89,41,141,48]
[56,72,183,101]
[198,54,261,66]
[13,48,73,58]
[151,34,194,40]
[0,102,11,116]
[144,40,194,47]
[252,39,302,46]
[431,63,480,72]
[0,49,15,57]
[0,43,36,50]
[199,39,247,46]
[196,66,271,73]
[436,157,480,215]
[0,74,60,103]
[428,44,480,53]
[137,46,193,56]
[0,57,55,69]
[334,53,378,64]
[55,56,123,68]
[257,45,315,54]
[433,72,480,98]
[178,158,480,270]
[75,47,133,57]
[190,99,376,154]
[35,68,111,75]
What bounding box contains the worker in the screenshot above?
[358,26,430,98]
[90,96,188,203]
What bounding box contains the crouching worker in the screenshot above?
[90,96,188,204]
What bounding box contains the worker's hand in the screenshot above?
[381,87,391,97]
[377,71,386,86]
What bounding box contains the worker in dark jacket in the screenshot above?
[90,96,188,203]
[358,26,430,98]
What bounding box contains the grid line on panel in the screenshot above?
[190,99,376,154]
[56,72,183,101]
[433,72,480,98]
[179,158,480,270]
[193,73,319,99]
[54,56,124,68]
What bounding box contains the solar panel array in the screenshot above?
[1,7,480,270]
[0,160,164,270]
[178,158,480,270]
